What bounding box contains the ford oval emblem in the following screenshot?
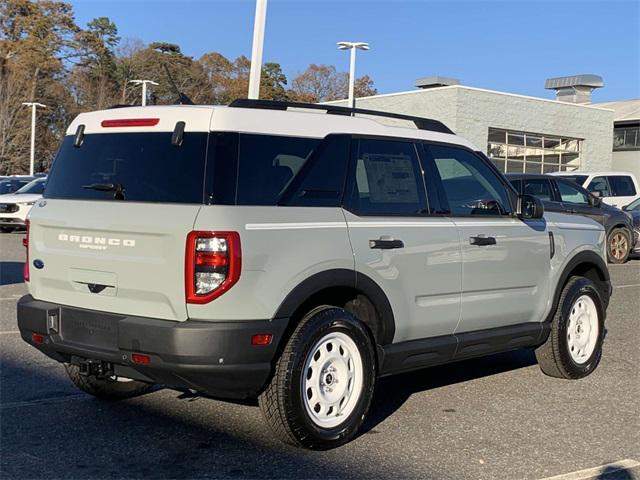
[33,259,45,269]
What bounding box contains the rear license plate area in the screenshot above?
[60,308,119,350]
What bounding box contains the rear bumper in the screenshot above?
[17,295,289,399]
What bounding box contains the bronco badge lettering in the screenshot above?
[58,233,136,250]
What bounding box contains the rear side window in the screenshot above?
[280,135,350,207]
[608,175,637,196]
[345,139,427,216]
[45,133,208,203]
[235,134,321,205]
[523,179,553,201]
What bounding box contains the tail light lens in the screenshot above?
[185,231,241,304]
[23,219,30,282]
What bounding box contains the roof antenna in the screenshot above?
[161,63,194,105]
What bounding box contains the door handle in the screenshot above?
[369,238,404,249]
[469,236,496,246]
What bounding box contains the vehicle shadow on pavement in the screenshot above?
[0,262,24,286]
[362,348,537,434]
[0,358,449,480]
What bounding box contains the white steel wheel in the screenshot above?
[302,331,364,429]
[566,294,599,364]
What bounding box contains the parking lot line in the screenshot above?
[0,330,20,335]
[614,283,640,289]
[1,394,88,410]
[539,459,640,480]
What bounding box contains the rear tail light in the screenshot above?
[31,333,44,344]
[185,231,241,304]
[23,219,30,282]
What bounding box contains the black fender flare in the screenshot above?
[272,269,396,346]
[547,250,611,325]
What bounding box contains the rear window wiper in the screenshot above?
[82,183,126,200]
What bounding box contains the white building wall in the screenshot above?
[612,150,640,178]
[333,85,615,172]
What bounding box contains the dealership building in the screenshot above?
[330,75,640,178]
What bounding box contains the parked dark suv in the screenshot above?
[507,173,636,264]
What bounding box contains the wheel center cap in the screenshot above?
[325,373,334,385]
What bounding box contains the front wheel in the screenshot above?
[607,227,630,264]
[535,276,605,379]
[259,306,376,450]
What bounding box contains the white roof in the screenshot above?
[551,171,637,177]
[592,99,640,122]
[67,105,477,150]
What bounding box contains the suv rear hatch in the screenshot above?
[27,107,213,321]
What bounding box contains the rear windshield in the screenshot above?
[45,133,208,203]
[16,178,46,194]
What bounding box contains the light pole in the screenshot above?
[248,0,268,99]
[337,41,370,109]
[129,79,158,106]
[21,102,47,176]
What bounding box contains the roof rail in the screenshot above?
[228,98,454,135]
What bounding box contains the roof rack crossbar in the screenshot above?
[228,99,454,134]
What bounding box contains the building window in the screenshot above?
[487,127,582,174]
[613,124,640,151]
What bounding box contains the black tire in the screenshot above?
[535,276,605,379]
[607,227,631,264]
[259,306,376,450]
[64,364,153,400]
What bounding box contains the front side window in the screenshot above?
[345,139,427,216]
[523,179,553,201]
[586,176,611,197]
[557,180,589,205]
[608,175,637,197]
[427,145,512,216]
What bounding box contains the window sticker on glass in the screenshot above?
[361,153,419,204]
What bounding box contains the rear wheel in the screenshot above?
[64,364,153,400]
[607,227,630,264]
[535,276,604,379]
[259,306,376,450]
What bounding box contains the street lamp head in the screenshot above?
[337,41,370,50]
[22,102,47,108]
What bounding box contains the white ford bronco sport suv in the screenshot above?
[18,99,612,449]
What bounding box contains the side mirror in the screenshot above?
[518,194,544,219]
[592,191,601,198]
[588,195,602,207]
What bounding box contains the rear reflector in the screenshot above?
[101,118,160,128]
[31,333,44,344]
[131,353,151,365]
[251,334,273,346]
[23,219,30,282]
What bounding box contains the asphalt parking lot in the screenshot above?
[1,231,638,480]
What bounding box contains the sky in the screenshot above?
[69,0,640,103]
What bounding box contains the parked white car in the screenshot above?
[551,171,640,209]
[0,177,46,232]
